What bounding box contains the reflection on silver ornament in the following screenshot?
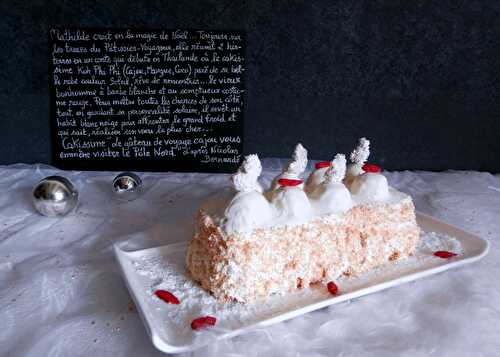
[32,176,79,217]
[112,172,142,201]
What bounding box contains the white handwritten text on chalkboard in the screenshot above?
[49,29,245,172]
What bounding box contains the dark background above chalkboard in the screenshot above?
[1,1,499,172]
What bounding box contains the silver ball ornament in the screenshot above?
[32,176,79,217]
[112,172,142,201]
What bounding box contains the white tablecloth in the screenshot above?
[1,161,499,357]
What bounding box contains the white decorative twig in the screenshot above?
[350,137,370,165]
[283,143,308,177]
[324,154,346,184]
[232,154,262,192]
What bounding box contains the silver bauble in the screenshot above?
[32,176,79,217]
[112,172,142,201]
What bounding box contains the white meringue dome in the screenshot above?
[311,183,353,215]
[223,191,273,234]
[350,172,389,202]
[271,186,312,219]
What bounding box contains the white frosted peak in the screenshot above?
[231,154,262,192]
[283,143,308,178]
[350,137,370,166]
[324,154,346,184]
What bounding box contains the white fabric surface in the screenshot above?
[1,160,499,357]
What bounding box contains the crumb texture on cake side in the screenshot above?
[186,194,420,303]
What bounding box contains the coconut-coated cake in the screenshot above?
[186,138,420,303]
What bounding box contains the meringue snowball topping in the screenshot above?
[222,138,389,234]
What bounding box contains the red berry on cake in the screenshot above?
[277,178,303,187]
[269,143,313,219]
[315,161,331,170]
[362,163,381,173]
[345,138,389,202]
[270,143,308,191]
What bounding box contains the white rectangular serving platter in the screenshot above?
[114,212,489,354]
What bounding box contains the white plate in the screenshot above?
[114,212,489,354]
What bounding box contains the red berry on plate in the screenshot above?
[327,281,338,295]
[433,251,458,259]
[154,290,180,304]
[362,163,381,173]
[315,161,332,170]
[278,178,303,187]
[191,316,217,330]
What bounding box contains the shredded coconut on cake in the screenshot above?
[133,231,463,337]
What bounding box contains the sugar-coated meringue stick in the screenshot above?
[284,143,308,178]
[270,143,312,219]
[271,143,308,191]
[231,154,263,193]
[350,137,370,167]
[324,154,347,184]
[345,137,369,188]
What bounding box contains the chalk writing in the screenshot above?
[49,28,245,172]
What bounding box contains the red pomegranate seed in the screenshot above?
[191,316,217,330]
[315,161,332,170]
[154,290,180,305]
[327,281,338,295]
[278,178,303,187]
[433,251,458,259]
[362,163,381,173]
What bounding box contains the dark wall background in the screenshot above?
[1,0,499,171]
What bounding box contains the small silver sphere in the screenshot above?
[32,176,79,217]
[112,172,142,201]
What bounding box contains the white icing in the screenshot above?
[222,155,273,233]
[350,172,390,203]
[270,143,308,191]
[309,154,352,215]
[203,187,408,234]
[199,145,402,234]
[310,183,353,215]
[271,187,312,220]
[232,154,263,193]
[223,191,273,234]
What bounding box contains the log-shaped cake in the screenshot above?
[186,139,420,303]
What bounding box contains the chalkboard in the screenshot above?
[48,28,245,173]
